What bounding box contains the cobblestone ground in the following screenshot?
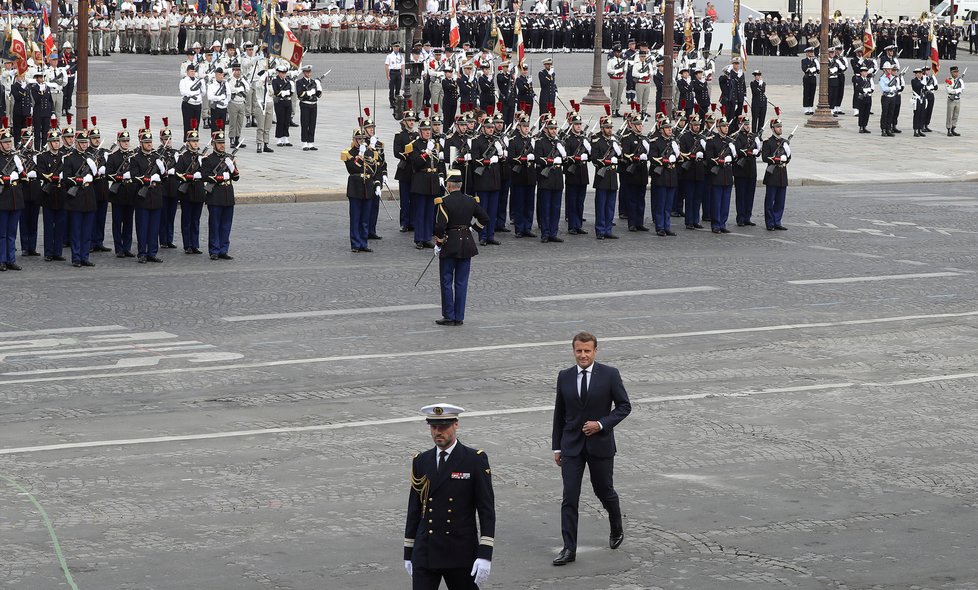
[2,182,978,589]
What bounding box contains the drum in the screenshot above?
[786,33,798,47]
[769,32,781,46]
[810,36,820,48]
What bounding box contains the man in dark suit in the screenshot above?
[404,403,495,589]
[551,332,631,566]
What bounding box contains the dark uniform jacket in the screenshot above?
[496,72,513,108]
[677,77,694,109]
[761,135,790,187]
[619,130,648,187]
[692,77,710,113]
[538,68,557,109]
[106,148,134,206]
[649,135,679,187]
[533,134,564,191]
[11,80,32,118]
[434,189,489,259]
[61,149,97,212]
[507,133,536,187]
[404,442,495,569]
[515,74,534,108]
[469,133,503,192]
[19,146,38,204]
[158,145,180,200]
[87,145,109,203]
[128,149,165,209]
[36,148,64,209]
[175,149,206,203]
[30,84,53,121]
[705,133,735,186]
[408,137,444,196]
[342,144,382,199]
[477,73,495,110]
[678,130,707,181]
[295,76,322,104]
[393,128,416,182]
[562,131,590,186]
[0,150,24,211]
[590,134,619,190]
[733,132,760,179]
[201,149,239,207]
[271,75,293,103]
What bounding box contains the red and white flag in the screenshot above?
[39,6,55,56]
[929,21,940,75]
[513,9,524,70]
[448,0,460,49]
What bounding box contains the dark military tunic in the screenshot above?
[200,150,239,207]
[434,190,489,259]
[61,149,98,212]
[761,135,790,187]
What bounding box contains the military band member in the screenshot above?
[0,122,24,271]
[432,173,489,327]
[619,113,649,232]
[732,115,760,226]
[632,51,652,116]
[37,128,66,261]
[855,66,874,134]
[179,63,204,139]
[678,114,707,230]
[705,117,734,233]
[342,128,380,253]
[363,115,388,241]
[271,63,294,147]
[62,127,97,267]
[130,122,164,263]
[801,47,818,115]
[174,125,205,254]
[295,64,323,151]
[404,403,494,585]
[534,115,565,243]
[946,65,963,136]
[539,58,557,117]
[107,121,135,257]
[394,111,418,232]
[201,129,239,260]
[761,118,790,231]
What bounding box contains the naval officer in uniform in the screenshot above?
[404,403,495,589]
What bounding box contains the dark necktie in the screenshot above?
[438,450,448,472]
[580,369,589,406]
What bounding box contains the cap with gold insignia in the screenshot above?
[445,169,462,183]
[421,402,465,424]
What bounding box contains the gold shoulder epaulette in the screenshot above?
[413,452,421,459]
[340,150,351,162]
[404,143,414,155]
[473,196,480,203]
[476,449,484,455]
[433,197,443,204]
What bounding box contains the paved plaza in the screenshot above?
[3,169,978,588]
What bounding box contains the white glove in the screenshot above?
[489,155,498,164]
[556,143,566,157]
[583,140,591,151]
[578,153,588,162]
[193,171,202,180]
[494,141,503,152]
[829,67,838,74]
[98,165,106,175]
[724,155,732,163]
[123,171,132,179]
[464,153,472,161]
[695,151,703,159]
[439,152,446,160]
[783,144,791,158]
[642,140,650,151]
[359,144,366,155]
[370,136,378,148]
[610,156,618,164]
[668,154,676,163]
[639,153,648,161]
[382,175,388,185]
[9,171,18,181]
[375,186,381,197]
[27,170,37,179]
[434,244,442,255]
[83,173,93,183]
[306,88,315,96]
[439,176,445,187]
[471,559,491,585]
[526,153,535,161]
[150,173,161,182]
[167,167,175,175]
[279,90,290,97]
[224,157,235,172]
[404,560,413,577]
[427,139,434,151]
[552,156,562,165]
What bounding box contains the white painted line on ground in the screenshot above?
[0,325,126,339]
[787,272,962,285]
[768,238,796,244]
[893,260,928,266]
[222,304,440,322]
[1,310,977,387]
[525,286,719,302]
[807,245,840,251]
[850,253,884,259]
[4,372,978,456]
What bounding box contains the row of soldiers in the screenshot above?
[0,115,239,272]
[342,101,794,256]
[1,45,78,122]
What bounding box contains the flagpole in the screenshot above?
[805,0,839,128]
[662,0,675,112]
[77,0,89,123]
[581,0,609,104]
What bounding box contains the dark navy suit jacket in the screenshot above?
[552,361,631,458]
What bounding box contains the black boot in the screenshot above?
[948,128,954,136]
[952,127,961,136]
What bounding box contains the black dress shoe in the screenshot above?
[5,263,20,270]
[495,226,511,232]
[416,242,426,249]
[123,251,135,258]
[263,146,275,153]
[93,245,111,252]
[367,233,382,240]
[479,239,488,246]
[24,251,40,256]
[400,226,411,233]
[711,229,721,234]
[719,228,731,234]
[283,142,293,147]
[736,222,745,227]
[289,121,299,127]
[52,255,66,261]
[744,221,756,226]
[80,260,95,267]
[485,239,501,245]
[309,146,318,151]
[604,233,619,239]
[185,248,193,254]
[146,256,164,263]
[635,225,650,232]
[435,318,456,326]
[548,236,564,243]
[116,252,126,258]
[210,254,219,260]
[892,127,902,133]
[522,231,537,238]
[44,256,54,261]
[596,235,604,240]
[576,228,588,234]
[775,225,788,231]
[552,548,576,566]
[351,248,360,253]
[192,248,202,254]
[665,230,677,236]
[218,254,234,260]
[656,230,666,236]
[302,147,310,151]
[358,247,374,253]
[610,531,624,550]
[72,262,82,268]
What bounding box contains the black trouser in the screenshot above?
[299,102,317,143]
[63,77,74,113]
[802,76,816,109]
[274,100,291,138]
[182,101,201,139]
[970,37,977,54]
[388,70,402,106]
[881,95,895,130]
[560,451,622,552]
[857,95,871,128]
[913,102,924,130]
[828,78,841,109]
[752,103,766,133]
[33,116,51,150]
[210,107,227,135]
[12,114,25,145]
[925,95,935,126]
[892,94,901,127]
[412,566,477,590]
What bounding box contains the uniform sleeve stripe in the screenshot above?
[404,538,415,547]
[479,536,494,547]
